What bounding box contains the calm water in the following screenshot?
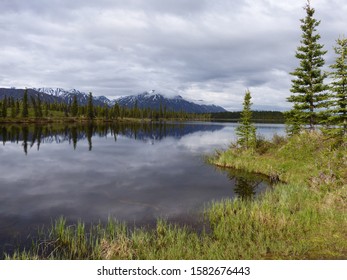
[0,121,285,254]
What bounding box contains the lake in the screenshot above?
[0,121,285,255]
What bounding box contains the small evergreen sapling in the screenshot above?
[236,90,257,150]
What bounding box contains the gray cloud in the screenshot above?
[1,0,346,110]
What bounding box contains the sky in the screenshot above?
[1,0,346,111]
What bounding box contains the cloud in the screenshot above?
[0,0,346,110]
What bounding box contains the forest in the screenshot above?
[0,91,211,122]
[211,111,285,123]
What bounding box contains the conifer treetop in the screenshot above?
[287,0,329,131]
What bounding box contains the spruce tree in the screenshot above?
[287,1,329,132]
[15,99,20,116]
[2,95,7,118]
[37,94,43,118]
[30,96,38,118]
[104,106,109,120]
[22,89,29,118]
[113,103,120,120]
[236,90,257,150]
[71,95,78,117]
[87,92,94,120]
[10,98,16,118]
[328,36,347,136]
[44,103,49,117]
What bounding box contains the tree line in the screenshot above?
[0,121,219,154]
[211,111,285,123]
[0,91,211,121]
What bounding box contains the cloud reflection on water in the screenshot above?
[0,122,285,250]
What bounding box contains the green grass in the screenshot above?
[5,131,347,260]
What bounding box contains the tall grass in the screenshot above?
[6,132,347,259]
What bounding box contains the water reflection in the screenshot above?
[0,122,225,154]
[225,169,270,200]
[0,122,285,256]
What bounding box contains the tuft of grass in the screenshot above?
[6,131,347,260]
[209,131,347,259]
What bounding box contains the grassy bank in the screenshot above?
[210,132,347,259]
[6,132,347,259]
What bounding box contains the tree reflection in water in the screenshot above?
[226,169,270,200]
[0,122,223,154]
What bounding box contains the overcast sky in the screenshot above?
[1,0,346,110]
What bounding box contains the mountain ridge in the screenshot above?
[0,87,227,113]
[115,90,226,113]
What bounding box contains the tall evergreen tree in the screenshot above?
[2,95,7,118]
[87,92,94,120]
[44,102,49,117]
[71,95,78,117]
[113,103,120,120]
[10,97,16,118]
[236,90,257,150]
[15,99,20,116]
[22,89,29,118]
[36,94,43,118]
[287,1,329,132]
[30,96,39,118]
[328,36,347,136]
[104,106,109,120]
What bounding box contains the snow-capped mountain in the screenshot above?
[1,87,226,113]
[34,88,113,106]
[95,95,115,107]
[115,90,226,113]
[0,88,61,104]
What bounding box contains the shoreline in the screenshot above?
[4,131,347,260]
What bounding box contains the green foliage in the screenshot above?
[1,95,7,118]
[71,95,78,117]
[10,97,17,118]
[287,1,329,132]
[22,89,29,118]
[326,36,347,136]
[284,104,304,135]
[210,132,346,258]
[236,90,257,150]
[15,99,20,116]
[211,111,285,123]
[87,92,94,120]
[30,95,43,118]
[4,131,347,260]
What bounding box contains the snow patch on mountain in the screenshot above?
[30,88,226,113]
[115,90,226,113]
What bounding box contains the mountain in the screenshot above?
[115,90,226,113]
[0,88,61,103]
[0,88,226,113]
[34,88,113,107]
